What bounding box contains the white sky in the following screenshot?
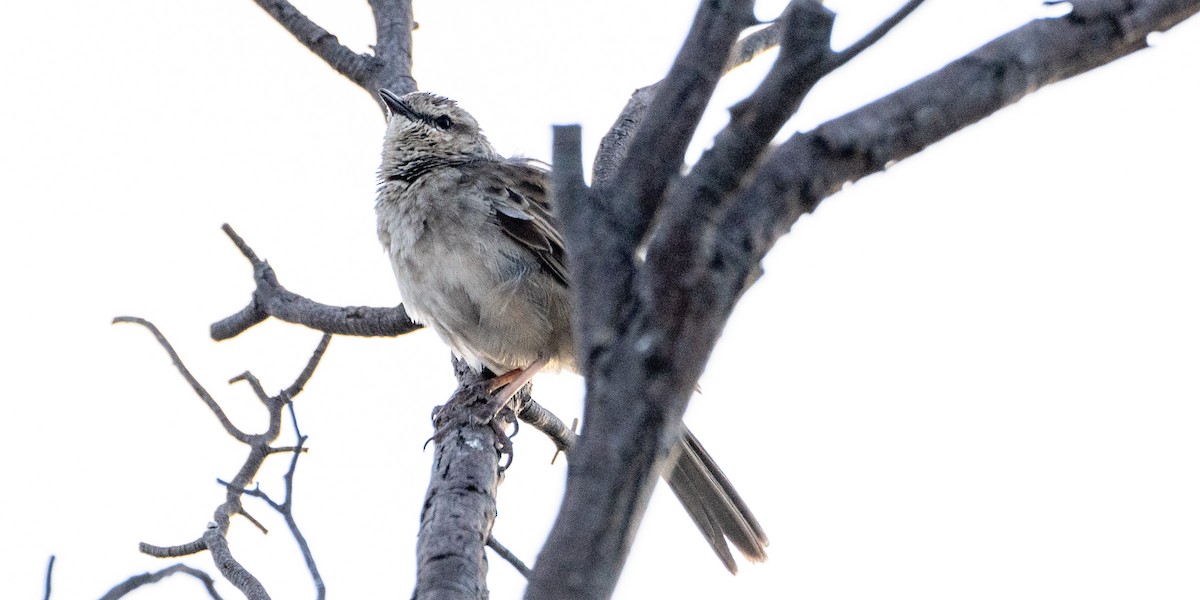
[2,1,1199,599]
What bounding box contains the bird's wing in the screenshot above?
[468,160,569,288]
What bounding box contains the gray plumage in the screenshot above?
[375,89,767,572]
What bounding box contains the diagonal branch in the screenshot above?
[531,3,757,598]
[251,1,377,88]
[715,0,1200,296]
[831,0,927,69]
[252,0,416,111]
[368,0,418,96]
[118,320,332,599]
[594,13,789,189]
[114,317,254,443]
[559,0,756,381]
[99,564,224,600]
[211,224,423,341]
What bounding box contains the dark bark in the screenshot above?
[211,224,424,341]
[251,0,416,112]
[533,1,1200,599]
[413,360,506,600]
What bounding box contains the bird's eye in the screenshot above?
[433,115,454,129]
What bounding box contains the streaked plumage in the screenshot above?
[375,90,767,572]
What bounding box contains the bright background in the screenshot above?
[3,1,1199,598]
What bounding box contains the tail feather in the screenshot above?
[665,424,768,574]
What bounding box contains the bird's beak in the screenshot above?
[379,89,418,122]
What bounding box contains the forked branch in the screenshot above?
[110,319,332,599]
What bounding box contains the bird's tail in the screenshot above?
[665,424,768,573]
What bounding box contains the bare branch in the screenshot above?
[251,1,376,89]
[113,317,253,443]
[516,398,577,455]
[284,332,333,399]
[645,0,835,312]
[830,0,927,69]
[414,359,504,600]
[204,521,270,600]
[724,22,783,71]
[211,224,423,341]
[251,1,416,112]
[561,0,756,376]
[594,12,793,188]
[487,536,533,579]
[715,0,1200,298]
[368,0,418,96]
[43,555,53,600]
[139,538,208,558]
[124,326,332,598]
[99,563,224,600]
[532,3,759,597]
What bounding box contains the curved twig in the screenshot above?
[114,317,253,443]
[99,564,224,600]
[119,320,332,599]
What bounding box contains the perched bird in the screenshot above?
[375,89,767,572]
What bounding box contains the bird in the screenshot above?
[374,89,767,573]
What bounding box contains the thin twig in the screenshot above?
[43,555,54,600]
[830,0,927,69]
[113,317,253,443]
[486,536,533,579]
[284,333,333,398]
[99,563,224,600]
[121,321,333,599]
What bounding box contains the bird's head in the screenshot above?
[378,90,499,182]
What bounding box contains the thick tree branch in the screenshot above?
[252,0,416,111]
[530,3,757,598]
[560,0,755,377]
[535,0,1197,598]
[211,224,423,341]
[251,1,375,88]
[716,0,1200,296]
[414,358,508,600]
[593,13,791,189]
[368,0,418,96]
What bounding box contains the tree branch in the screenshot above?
[252,0,416,111]
[114,317,254,443]
[487,536,533,579]
[43,555,54,600]
[368,0,418,96]
[593,11,792,189]
[211,224,423,341]
[116,319,332,599]
[531,2,758,598]
[413,358,507,600]
[715,0,1200,298]
[251,1,377,89]
[99,563,224,600]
